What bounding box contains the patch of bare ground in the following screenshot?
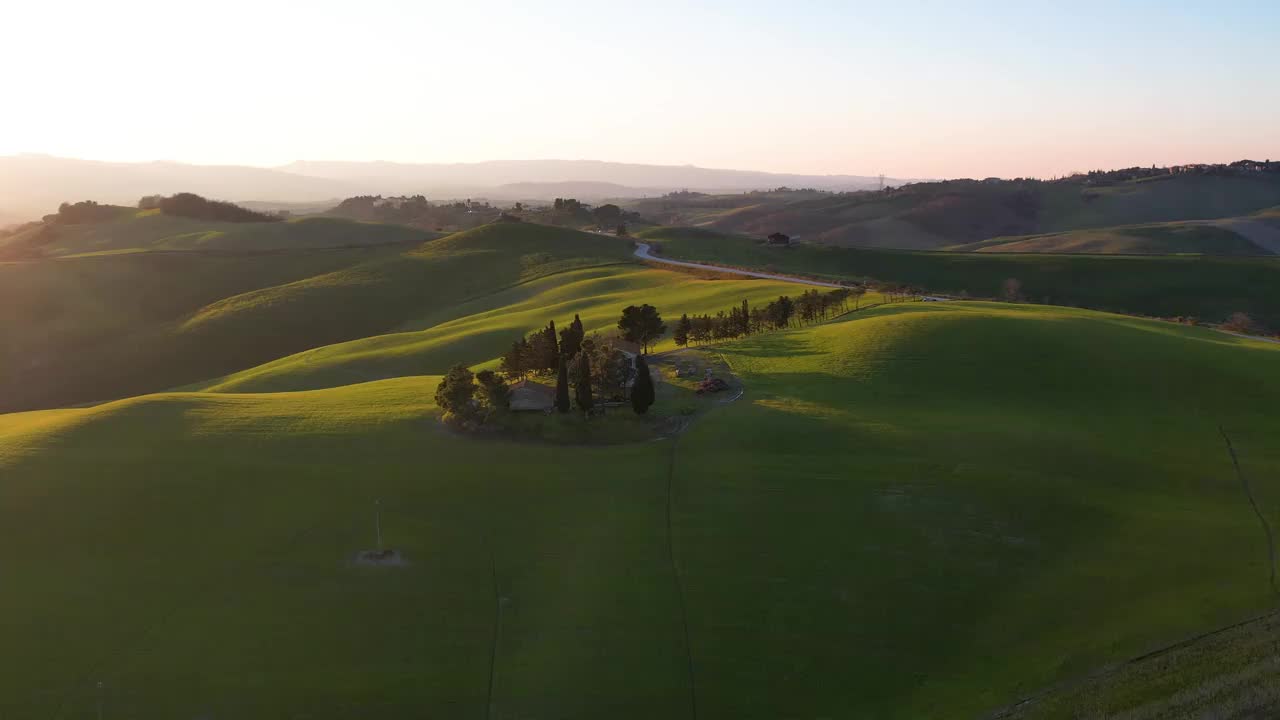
[353,549,407,567]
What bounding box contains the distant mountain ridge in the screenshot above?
[0,155,357,223]
[494,181,665,201]
[281,158,917,196]
[0,154,917,222]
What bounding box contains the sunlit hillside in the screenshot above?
[1,301,1276,718]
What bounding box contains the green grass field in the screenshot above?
[670,302,1280,718]
[1,300,1277,718]
[0,207,434,257]
[0,222,635,412]
[949,220,1268,255]
[192,264,822,393]
[1005,610,1280,718]
[624,175,1280,251]
[638,226,1280,329]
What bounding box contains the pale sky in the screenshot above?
[2,0,1277,179]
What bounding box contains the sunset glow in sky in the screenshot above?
[2,0,1277,178]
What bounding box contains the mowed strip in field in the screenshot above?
[1,302,1277,718]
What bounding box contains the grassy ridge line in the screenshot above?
[637,226,1280,329]
[946,220,1268,255]
[193,264,823,394]
[0,223,633,412]
[626,175,1280,250]
[0,208,436,257]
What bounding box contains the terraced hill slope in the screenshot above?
[1,302,1276,718]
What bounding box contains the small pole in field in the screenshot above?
[96,681,104,720]
[375,499,383,552]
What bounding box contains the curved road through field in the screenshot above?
[633,242,847,288]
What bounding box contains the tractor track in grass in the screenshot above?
[1219,426,1279,597]
[664,435,699,720]
[486,535,502,720]
[987,609,1280,719]
[990,429,1279,719]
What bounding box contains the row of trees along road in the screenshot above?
[672,288,864,346]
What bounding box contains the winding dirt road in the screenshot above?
[633,242,847,288]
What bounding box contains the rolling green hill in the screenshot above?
[670,302,1280,718]
[192,264,819,394]
[0,302,1277,718]
[0,222,634,412]
[638,226,1280,330]
[625,174,1280,251]
[947,219,1269,255]
[0,206,433,258]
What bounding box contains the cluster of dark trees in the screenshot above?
[617,304,667,353]
[672,288,864,346]
[499,314,646,415]
[500,318,570,377]
[877,283,923,303]
[1059,160,1279,187]
[527,198,639,232]
[331,195,500,231]
[552,198,584,213]
[45,200,120,224]
[434,366,511,427]
[139,193,280,223]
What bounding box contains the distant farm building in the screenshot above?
[509,379,556,412]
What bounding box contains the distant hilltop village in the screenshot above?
[1064,158,1278,186]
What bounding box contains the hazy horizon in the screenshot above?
[0,152,911,179]
[4,0,1277,180]
[3,150,1272,181]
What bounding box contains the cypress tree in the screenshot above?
[555,356,571,413]
[545,320,559,370]
[560,313,584,359]
[631,355,655,414]
[673,313,691,347]
[574,351,594,414]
